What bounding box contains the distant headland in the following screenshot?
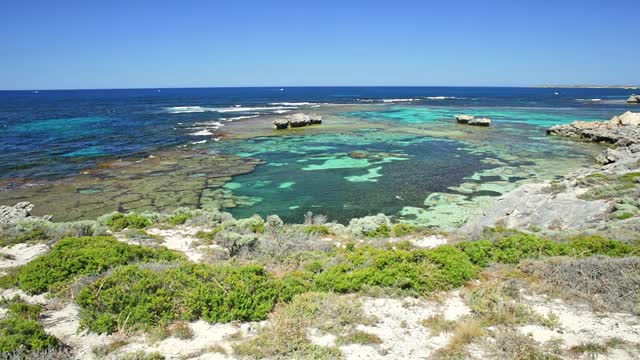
[534,85,640,89]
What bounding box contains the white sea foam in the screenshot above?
[219,115,260,121]
[575,98,602,102]
[165,106,297,114]
[425,96,456,100]
[273,110,292,114]
[382,98,417,103]
[191,140,207,144]
[269,102,315,106]
[190,130,214,136]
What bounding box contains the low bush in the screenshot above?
[567,235,637,257]
[491,234,567,264]
[0,298,61,353]
[76,263,297,334]
[303,225,332,235]
[392,223,417,237]
[347,214,390,237]
[104,213,152,231]
[16,236,182,294]
[313,245,478,294]
[0,219,105,247]
[166,213,190,226]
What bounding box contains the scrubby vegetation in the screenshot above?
[103,213,152,231]
[0,297,62,353]
[15,236,183,294]
[0,218,106,247]
[76,263,296,333]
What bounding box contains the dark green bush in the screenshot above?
[456,240,495,267]
[0,300,61,353]
[392,223,417,237]
[17,236,183,294]
[76,263,297,334]
[313,245,477,294]
[491,234,567,264]
[105,213,152,231]
[195,227,223,242]
[365,224,391,238]
[567,235,637,257]
[166,213,190,226]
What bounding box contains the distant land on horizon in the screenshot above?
[535,85,639,89]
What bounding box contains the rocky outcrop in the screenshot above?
[0,202,51,225]
[547,111,640,146]
[455,115,491,126]
[272,113,322,130]
[627,95,640,104]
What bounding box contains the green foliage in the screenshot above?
[365,223,391,238]
[392,223,417,237]
[313,245,477,294]
[0,299,61,353]
[303,224,331,235]
[456,240,494,267]
[105,213,152,231]
[491,234,567,264]
[166,213,190,226]
[76,263,297,334]
[17,236,183,294]
[567,235,636,257]
[194,227,223,242]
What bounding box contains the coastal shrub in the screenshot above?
[0,298,61,353]
[303,224,332,235]
[194,227,223,243]
[567,235,637,257]
[313,245,477,294]
[0,219,105,247]
[76,263,295,333]
[166,213,190,226]
[456,240,495,267]
[491,234,567,264]
[347,214,391,237]
[104,213,152,231]
[251,227,333,259]
[392,223,417,237]
[365,223,391,238]
[17,236,182,294]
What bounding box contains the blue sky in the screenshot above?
[1,0,638,89]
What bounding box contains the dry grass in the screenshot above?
[520,256,640,313]
[486,328,563,360]
[421,314,457,336]
[167,321,193,340]
[432,319,483,359]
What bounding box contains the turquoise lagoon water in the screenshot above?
[209,106,610,227]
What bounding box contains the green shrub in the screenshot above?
[166,213,190,226]
[303,224,331,235]
[456,240,495,267]
[392,223,417,237]
[194,227,223,242]
[105,213,152,231]
[567,235,636,257]
[313,245,477,294]
[76,263,297,334]
[17,236,183,294]
[0,300,61,353]
[491,234,567,264]
[366,223,391,238]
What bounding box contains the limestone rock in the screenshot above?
[626,94,640,104]
[469,117,491,126]
[455,115,474,124]
[287,113,311,128]
[0,202,51,225]
[272,118,289,130]
[547,111,640,146]
[308,114,322,125]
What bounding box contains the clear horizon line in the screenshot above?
[1,84,639,92]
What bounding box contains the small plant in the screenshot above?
[0,299,61,353]
[421,314,456,335]
[105,213,152,231]
[392,223,416,237]
[166,213,191,226]
[168,321,194,339]
[303,224,332,235]
[341,330,382,345]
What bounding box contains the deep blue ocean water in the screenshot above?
[0,86,635,180]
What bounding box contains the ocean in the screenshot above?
[0,86,636,225]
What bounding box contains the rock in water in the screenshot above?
[455,115,474,124]
[0,202,51,225]
[547,111,640,146]
[626,94,640,104]
[287,113,311,128]
[308,114,322,125]
[469,117,491,126]
[273,118,289,130]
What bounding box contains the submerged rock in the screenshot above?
[547,111,640,146]
[0,202,51,225]
[626,94,640,104]
[288,113,311,128]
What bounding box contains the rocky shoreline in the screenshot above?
[461,111,640,239]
